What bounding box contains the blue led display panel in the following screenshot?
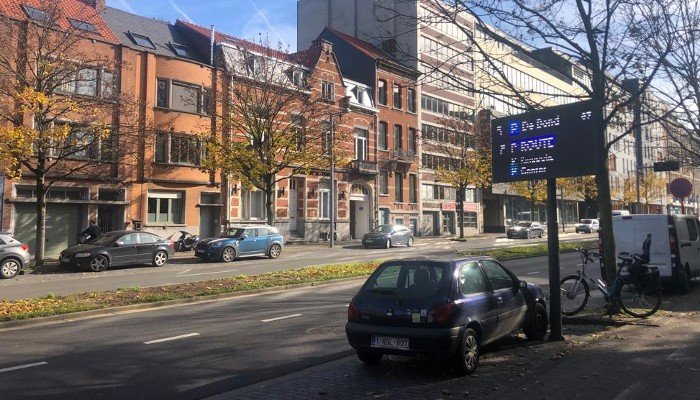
[491,100,600,183]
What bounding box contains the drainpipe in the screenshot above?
[210,25,215,65]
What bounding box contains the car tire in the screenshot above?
[268,243,282,259]
[384,239,391,249]
[356,351,382,365]
[0,257,21,279]
[538,231,543,238]
[362,244,369,249]
[524,303,548,340]
[153,250,168,267]
[407,237,414,247]
[676,265,691,294]
[221,247,236,262]
[453,327,479,375]
[526,231,532,239]
[88,255,109,272]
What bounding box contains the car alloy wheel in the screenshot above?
[454,327,479,375]
[0,258,20,279]
[221,247,236,262]
[89,255,109,272]
[407,237,414,247]
[385,239,391,249]
[153,250,168,267]
[268,243,282,259]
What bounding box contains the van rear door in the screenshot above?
[674,216,700,279]
[612,215,673,279]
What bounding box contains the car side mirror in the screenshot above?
[240,235,247,240]
[115,241,123,247]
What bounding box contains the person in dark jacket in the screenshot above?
[80,219,101,242]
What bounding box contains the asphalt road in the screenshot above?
[0,252,584,400]
[0,232,592,301]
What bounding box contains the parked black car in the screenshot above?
[362,224,414,248]
[59,230,175,272]
[345,256,548,375]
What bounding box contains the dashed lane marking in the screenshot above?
[262,313,303,323]
[144,333,200,345]
[0,361,48,373]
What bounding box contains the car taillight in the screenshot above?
[347,300,360,321]
[428,303,453,325]
[170,241,175,250]
[20,244,29,251]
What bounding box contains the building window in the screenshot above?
[379,208,390,225]
[407,88,416,113]
[378,79,387,105]
[21,4,49,23]
[170,43,192,58]
[147,192,184,224]
[461,212,478,228]
[409,174,417,203]
[394,124,403,149]
[319,189,330,219]
[393,84,402,109]
[68,18,97,33]
[129,32,156,49]
[51,123,114,161]
[408,128,417,152]
[379,171,389,195]
[156,78,210,114]
[58,67,116,98]
[395,173,404,202]
[354,127,368,161]
[155,131,202,166]
[242,189,267,220]
[378,121,388,150]
[322,80,334,101]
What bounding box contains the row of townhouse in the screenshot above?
[0,0,432,257]
[298,0,700,229]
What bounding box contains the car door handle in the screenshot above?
[497,296,504,304]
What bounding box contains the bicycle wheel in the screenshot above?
[560,275,590,316]
[617,284,662,318]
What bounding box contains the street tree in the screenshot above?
[623,173,667,212]
[0,0,137,264]
[374,0,675,283]
[200,37,349,226]
[426,109,492,238]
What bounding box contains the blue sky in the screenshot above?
[106,0,299,50]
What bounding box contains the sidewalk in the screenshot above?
[207,284,700,400]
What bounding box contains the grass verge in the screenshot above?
[0,241,593,322]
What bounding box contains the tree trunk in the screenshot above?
[265,178,275,227]
[458,187,465,238]
[34,174,46,266]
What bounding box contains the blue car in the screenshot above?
[195,224,284,262]
[345,256,548,375]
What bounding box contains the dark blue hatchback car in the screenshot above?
[346,256,548,375]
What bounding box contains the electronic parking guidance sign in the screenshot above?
[491,100,600,183]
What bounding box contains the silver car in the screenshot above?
[0,233,31,279]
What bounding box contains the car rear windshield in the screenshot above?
[516,221,532,227]
[580,219,593,224]
[362,262,448,299]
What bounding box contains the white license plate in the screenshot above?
[60,257,70,263]
[371,335,409,350]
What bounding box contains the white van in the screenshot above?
[612,214,700,292]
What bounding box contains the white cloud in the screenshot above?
[110,0,136,13]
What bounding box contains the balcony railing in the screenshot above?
[390,148,418,164]
[349,159,378,175]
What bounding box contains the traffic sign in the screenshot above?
[670,177,693,198]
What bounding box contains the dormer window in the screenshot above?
[68,18,97,33]
[129,32,156,50]
[292,69,305,87]
[21,4,49,23]
[170,43,191,58]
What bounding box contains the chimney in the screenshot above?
[79,0,107,11]
[311,39,333,54]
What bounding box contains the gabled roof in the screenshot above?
[290,47,323,69]
[101,7,207,63]
[0,0,119,43]
[320,26,417,76]
[177,20,294,63]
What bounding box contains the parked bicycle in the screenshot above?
[560,248,662,318]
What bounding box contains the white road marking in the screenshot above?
[177,269,239,277]
[262,313,303,323]
[0,361,48,373]
[144,333,200,345]
[526,271,540,275]
[613,381,644,400]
